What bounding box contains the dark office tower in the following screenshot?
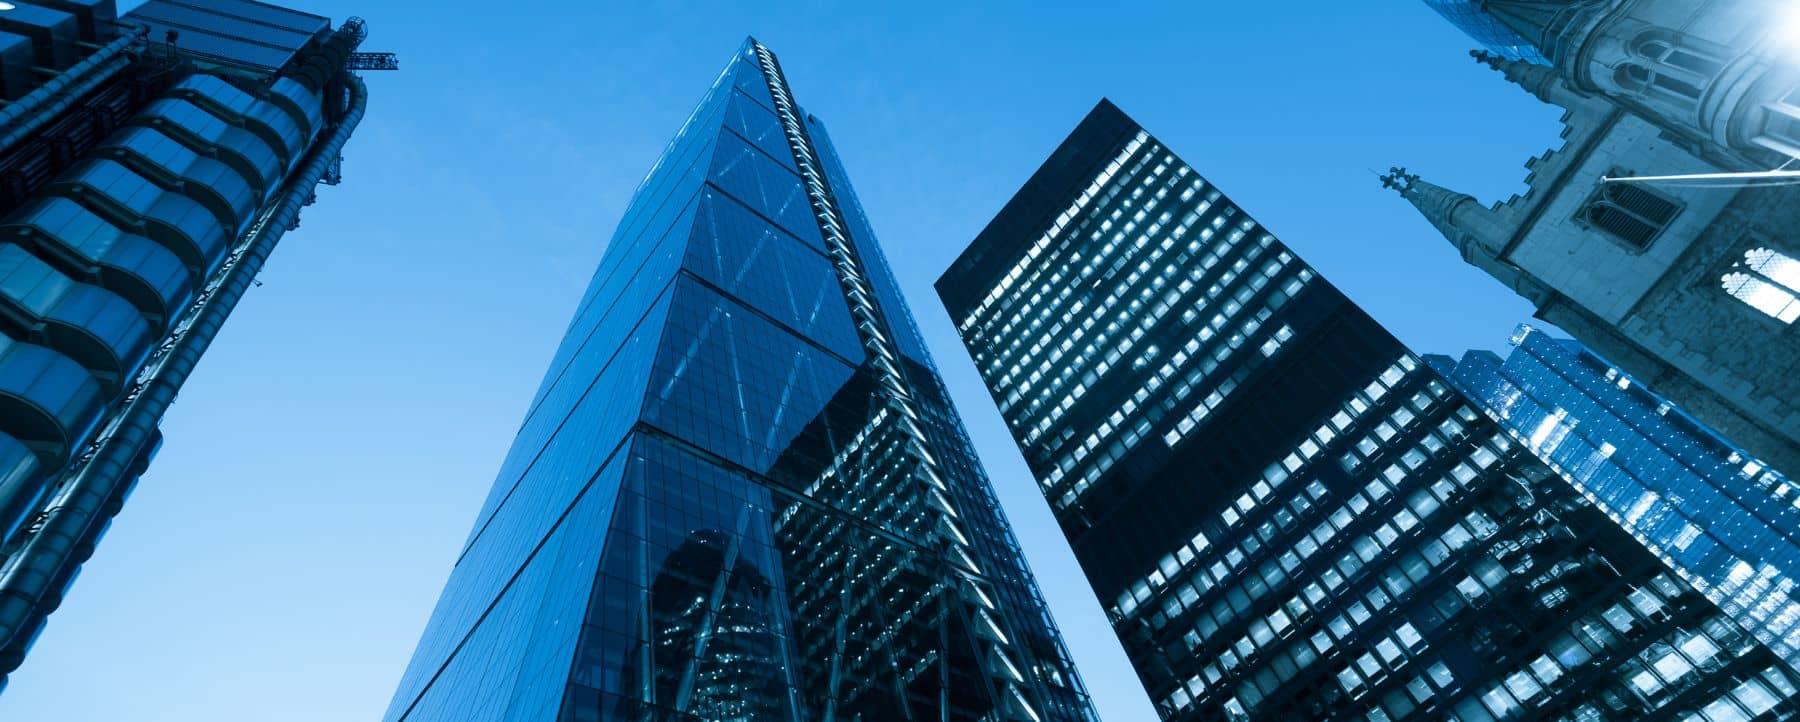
[938,100,1800,720]
[1435,325,1800,669]
[383,39,1094,722]
[0,0,371,685]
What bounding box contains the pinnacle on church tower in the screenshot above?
[1476,0,1593,60]
[1472,49,1576,106]
[1380,167,1509,257]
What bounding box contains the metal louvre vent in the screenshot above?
[1579,179,1681,250]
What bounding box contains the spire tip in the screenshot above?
[1380,167,1421,195]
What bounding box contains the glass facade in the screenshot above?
[937,100,1800,720]
[1421,0,1551,65]
[384,39,1094,722]
[1436,326,1800,668]
[0,1,366,686]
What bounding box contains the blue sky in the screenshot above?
[0,2,1568,720]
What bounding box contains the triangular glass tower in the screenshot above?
[383,39,1096,722]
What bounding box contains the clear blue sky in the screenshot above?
[1,2,1566,720]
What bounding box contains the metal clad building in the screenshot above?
[0,0,371,687]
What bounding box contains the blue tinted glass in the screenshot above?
[1420,0,1552,65]
[386,446,623,721]
[1446,328,1800,667]
[681,188,859,359]
[706,131,820,247]
[388,40,1095,722]
[723,90,794,170]
[806,117,934,366]
[640,276,855,474]
[469,286,674,550]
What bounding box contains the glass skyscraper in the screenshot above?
[0,0,370,685]
[1420,0,1551,65]
[938,100,1800,720]
[384,39,1094,722]
[1435,326,1800,669]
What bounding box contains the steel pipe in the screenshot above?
[0,27,144,157]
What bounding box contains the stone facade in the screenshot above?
[1480,0,1800,170]
[1396,0,1800,475]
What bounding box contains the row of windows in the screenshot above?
[1147,409,1484,655]
[1572,460,1800,664]
[1043,257,1312,509]
[1170,443,1513,715]
[1436,576,1769,722]
[1113,357,1434,622]
[1123,374,1699,716]
[1007,202,1241,442]
[968,164,1173,375]
[1197,481,1786,721]
[956,145,1345,518]
[968,145,1186,387]
[958,131,1150,336]
[984,154,1204,425]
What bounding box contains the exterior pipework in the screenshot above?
[0,27,144,158]
[752,41,1047,722]
[0,428,158,686]
[282,18,365,95]
[0,73,368,670]
[0,433,40,545]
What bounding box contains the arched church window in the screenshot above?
[1616,64,1651,92]
[1613,63,1697,104]
[1633,32,1724,77]
[1576,179,1681,250]
[1650,74,1703,101]
[1617,32,1721,108]
[1722,248,1800,324]
[1638,39,1673,60]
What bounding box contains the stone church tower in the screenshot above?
[1391,0,1800,475]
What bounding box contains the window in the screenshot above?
[1757,86,1800,154]
[1577,178,1680,249]
[1722,247,1800,323]
[1615,33,1718,106]
[1650,73,1703,100]
[1635,33,1724,78]
[1617,59,1702,100]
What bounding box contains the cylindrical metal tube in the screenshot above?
[0,28,144,157]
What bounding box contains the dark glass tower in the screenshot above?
[0,0,370,685]
[1420,0,1551,65]
[1435,325,1800,668]
[384,39,1094,722]
[938,100,1800,720]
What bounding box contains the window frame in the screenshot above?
[1719,241,1800,326]
[1573,171,1684,252]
